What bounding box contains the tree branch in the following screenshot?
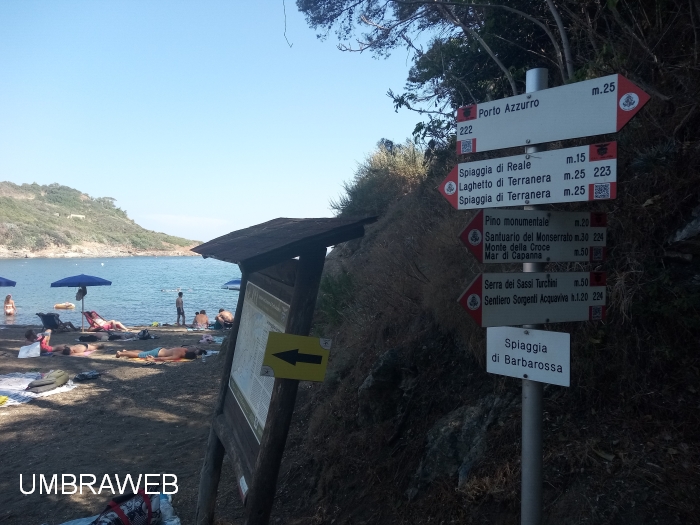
[435,2,518,95]
[394,0,568,84]
[545,0,573,80]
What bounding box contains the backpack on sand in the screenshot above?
[25,370,69,393]
[91,489,161,525]
[137,330,159,340]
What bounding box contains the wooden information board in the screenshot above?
[223,271,293,496]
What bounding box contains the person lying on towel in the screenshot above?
[56,342,105,355]
[25,328,103,355]
[115,346,207,361]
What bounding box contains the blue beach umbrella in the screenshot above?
[51,274,112,331]
[222,278,241,290]
[0,276,16,287]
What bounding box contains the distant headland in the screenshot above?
[0,182,200,259]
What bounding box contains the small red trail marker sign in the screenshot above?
[458,272,607,327]
[439,142,617,209]
[460,210,607,263]
[456,74,649,154]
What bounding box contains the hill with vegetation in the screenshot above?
[0,182,198,257]
[222,2,700,524]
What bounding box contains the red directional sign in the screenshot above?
[460,210,607,263]
[456,74,649,154]
[458,272,607,327]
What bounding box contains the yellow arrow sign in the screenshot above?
[260,333,331,382]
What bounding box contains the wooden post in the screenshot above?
[196,273,249,525]
[243,246,327,525]
[196,427,226,525]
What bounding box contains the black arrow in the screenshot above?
[272,349,322,366]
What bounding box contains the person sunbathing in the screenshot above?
[87,311,130,331]
[25,329,104,355]
[115,346,207,361]
[56,342,105,355]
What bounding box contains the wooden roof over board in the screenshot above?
[191,217,377,273]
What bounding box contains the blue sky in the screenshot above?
[0,1,424,242]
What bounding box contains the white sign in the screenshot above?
[229,282,290,442]
[460,210,607,263]
[439,142,617,209]
[487,327,570,386]
[455,74,649,154]
[459,272,607,327]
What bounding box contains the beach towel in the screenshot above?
[131,353,203,364]
[0,372,77,407]
[18,341,40,358]
[76,334,136,342]
[198,335,224,344]
[77,334,108,342]
[108,333,138,341]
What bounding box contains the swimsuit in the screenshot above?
[177,307,184,315]
[37,335,53,352]
[138,348,162,358]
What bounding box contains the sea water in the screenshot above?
[0,257,241,328]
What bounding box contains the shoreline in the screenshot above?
[0,244,200,260]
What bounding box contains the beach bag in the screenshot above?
[137,330,158,340]
[91,490,161,525]
[18,341,41,359]
[26,370,70,393]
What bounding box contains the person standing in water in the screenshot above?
[176,291,185,326]
[4,294,16,316]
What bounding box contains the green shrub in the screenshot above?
[331,139,427,217]
[316,271,355,328]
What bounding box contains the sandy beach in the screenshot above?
[0,324,243,525]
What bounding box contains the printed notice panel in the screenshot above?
[455,74,649,154]
[487,327,570,387]
[439,143,617,210]
[459,272,607,327]
[460,210,607,263]
[229,282,290,442]
[261,333,331,382]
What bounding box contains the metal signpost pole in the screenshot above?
[522,67,547,525]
